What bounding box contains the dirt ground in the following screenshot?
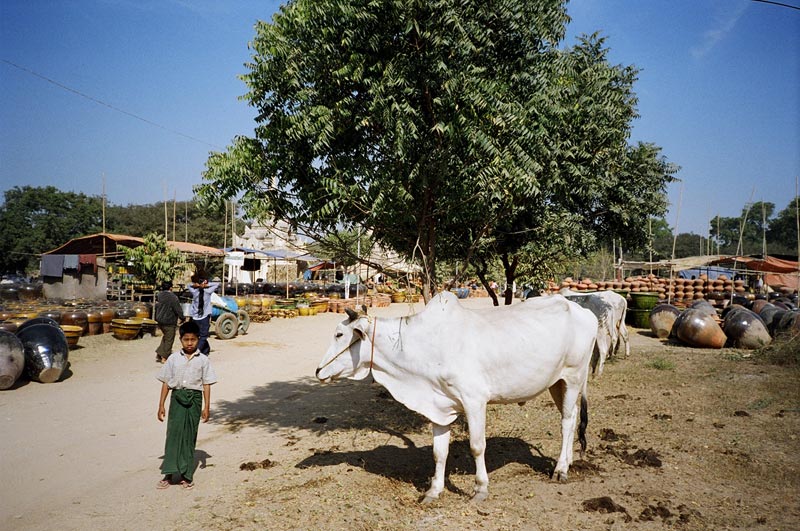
[1,297,798,531]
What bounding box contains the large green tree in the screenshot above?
[0,186,103,274]
[458,35,678,304]
[197,0,675,300]
[709,201,775,255]
[766,197,800,255]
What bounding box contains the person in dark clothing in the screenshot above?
[154,281,185,363]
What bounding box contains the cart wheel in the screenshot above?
[215,312,239,340]
[237,310,250,335]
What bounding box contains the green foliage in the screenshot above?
[0,186,103,274]
[119,233,186,286]
[646,357,676,371]
[305,229,374,268]
[710,201,775,255]
[198,0,574,296]
[106,200,242,249]
[766,197,800,255]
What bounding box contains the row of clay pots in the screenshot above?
[649,298,798,349]
[0,302,152,337]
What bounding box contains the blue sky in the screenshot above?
[1,0,798,238]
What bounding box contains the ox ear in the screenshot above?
[345,308,359,322]
[361,304,368,314]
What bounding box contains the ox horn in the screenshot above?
[345,308,359,321]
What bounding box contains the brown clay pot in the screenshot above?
[37,310,63,324]
[99,308,116,333]
[649,304,681,339]
[677,309,726,349]
[60,310,89,336]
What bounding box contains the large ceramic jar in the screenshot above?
[61,310,89,336]
[37,309,63,324]
[133,303,151,319]
[86,310,103,335]
[115,307,137,320]
[99,308,116,334]
[18,284,42,301]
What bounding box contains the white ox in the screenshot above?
[560,288,630,362]
[316,292,598,502]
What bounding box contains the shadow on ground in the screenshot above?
[295,436,556,495]
[212,376,428,439]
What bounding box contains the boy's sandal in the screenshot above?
[180,480,194,490]
[156,479,170,489]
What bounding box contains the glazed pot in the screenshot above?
[139,318,158,337]
[627,308,651,329]
[114,308,137,320]
[16,322,69,383]
[649,304,680,339]
[99,308,116,333]
[60,325,83,348]
[0,330,25,389]
[111,319,142,340]
[676,308,727,349]
[771,311,800,337]
[37,310,63,324]
[690,299,717,317]
[61,310,89,336]
[133,303,151,319]
[18,284,42,301]
[723,308,771,349]
[84,310,102,335]
[629,292,660,310]
[0,287,19,301]
[16,317,61,335]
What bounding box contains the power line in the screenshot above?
[1,59,224,150]
[750,0,800,11]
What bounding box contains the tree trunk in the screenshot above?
[473,257,499,306]
[501,253,519,306]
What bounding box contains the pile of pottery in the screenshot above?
[547,274,749,309]
[0,300,152,342]
[649,295,799,349]
[0,316,70,389]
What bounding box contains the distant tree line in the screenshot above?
[639,198,800,262]
[2,185,797,280]
[0,185,241,275]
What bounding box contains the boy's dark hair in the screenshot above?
[160,281,172,291]
[179,320,200,337]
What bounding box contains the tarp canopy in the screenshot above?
[45,232,224,257]
[223,247,320,262]
[677,266,738,280]
[709,255,800,290]
[709,255,800,274]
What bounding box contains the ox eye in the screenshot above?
[335,332,343,338]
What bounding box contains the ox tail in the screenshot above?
[578,386,589,456]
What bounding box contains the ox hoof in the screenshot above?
[470,490,489,503]
[554,471,568,483]
[420,494,438,505]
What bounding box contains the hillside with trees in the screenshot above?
[0,186,236,274]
